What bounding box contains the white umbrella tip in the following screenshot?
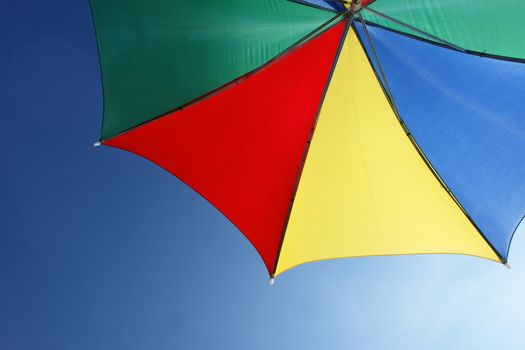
[93,141,102,147]
[504,262,511,269]
[269,278,275,286]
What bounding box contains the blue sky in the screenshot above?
[1,1,524,349]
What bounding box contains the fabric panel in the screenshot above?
[275,28,500,275]
[104,22,347,274]
[362,0,525,60]
[354,22,525,259]
[90,0,335,139]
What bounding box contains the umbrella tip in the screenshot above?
[93,141,101,147]
[504,262,511,269]
[269,278,275,286]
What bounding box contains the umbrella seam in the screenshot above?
[354,18,506,263]
[98,12,347,144]
[363,7,466,53]
[360,11,525,64]
[272,18,353,277]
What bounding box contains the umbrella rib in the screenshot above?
[363,7,466,53]
[358,19,525,64]
[98,11,348,144]
[357,12,396,112]
[272,18,354,277]
[355,14,506,264]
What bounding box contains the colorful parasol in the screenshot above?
[90,0,525,278]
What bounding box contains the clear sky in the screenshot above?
[1,1,524,349]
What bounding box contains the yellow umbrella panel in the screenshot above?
[274,29,500,275]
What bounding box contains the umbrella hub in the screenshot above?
[342,0,363,17]
[350,0,362,14]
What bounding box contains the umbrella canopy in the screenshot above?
[90,0,525,277]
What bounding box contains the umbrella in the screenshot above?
[89,0,525,278]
